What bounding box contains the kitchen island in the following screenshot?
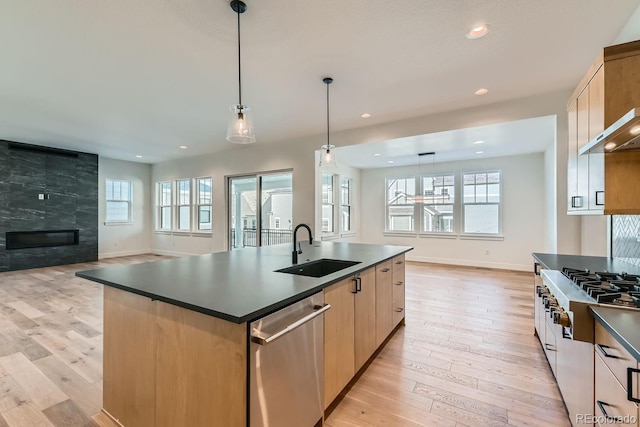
[76,241,412,427]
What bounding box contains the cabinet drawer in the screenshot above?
[595,352,638,426]
[392,292,405,327]
[595,322,639,393]
[392,254,405,272]
[392,267,405,300]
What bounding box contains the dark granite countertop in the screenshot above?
[76,241,412,324]
[532,253,640,275]
[590,306,640,361]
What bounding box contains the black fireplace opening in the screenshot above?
[6,230,79,250]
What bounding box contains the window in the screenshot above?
[196,177,212,231]
[158,182,172,230]
[322,174,335,233]
[386,178,415,232]
[274,217,281,229]
[463,171,501,234]
[340,178,352,232]
[421,174,454,233]
[105,179,132,222]
[176,179,191,231]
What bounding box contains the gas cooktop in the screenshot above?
[562,267,640,308]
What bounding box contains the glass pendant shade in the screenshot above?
[226,104,255,144]
[318,144,337,169]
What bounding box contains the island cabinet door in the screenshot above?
[323,277,356,409]
[375,260,393,347]
[354,267,377,371]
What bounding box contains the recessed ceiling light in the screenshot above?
[361,113,371,118]
[135,155,142,158]
[373,153,381,157]
[388,160,395,164]
[631,126,640,135]
[475,88,489,95]
[605,142,617,151]
[467,24,490,39]
[473,140,485,144]
[179,145,188,149]
[476,151,484,154]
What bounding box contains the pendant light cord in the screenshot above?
[237,8,242,106]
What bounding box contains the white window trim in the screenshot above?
[340,177,352,234]
[105,179,133,224]
[195,176,213,233]
[385,176,417,233]
[461,170,502,236]
[322,173,338,236]
[419,173,456,234]
[157,181,173,231]
[176,178,192,232]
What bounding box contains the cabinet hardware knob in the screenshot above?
[381,268,390,273]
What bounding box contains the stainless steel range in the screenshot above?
[534,263,640,426]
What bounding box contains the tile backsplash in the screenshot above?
[612,215,640,268]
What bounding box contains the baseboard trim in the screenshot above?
[99,249,153,259]
[405,254,529,271]
[151,249,200,257]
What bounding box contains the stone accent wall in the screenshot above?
[612,215,640,268]
[0,140,98,271]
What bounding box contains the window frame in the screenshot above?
[385,176,416,233]
[195,176,213,232]
[157,181,173,231]
[175,178,191,232]
[419,173,456,234]
[321,173,337,235]
[461,170,502,236]
[105,179,133,224]
[340,177,352,233]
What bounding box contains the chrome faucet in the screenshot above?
[292,223,313,264]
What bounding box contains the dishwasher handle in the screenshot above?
[251,304,331,345]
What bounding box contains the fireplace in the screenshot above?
[6,230,79,250]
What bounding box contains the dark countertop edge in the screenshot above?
[589,306,640,362]
[78,247,413,324]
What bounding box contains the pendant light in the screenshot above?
[410,152,442,203]
[227,0,255,144]
[318,77,337,169]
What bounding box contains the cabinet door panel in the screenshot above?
[354,268,377,371]
[589,153,605,210]
[323,278,355,409]
[589,66,605,140]
[567,101,580,212]
[595,353,638,426]
[375,261,393,347]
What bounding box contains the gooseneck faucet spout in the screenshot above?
[292,223,313,264]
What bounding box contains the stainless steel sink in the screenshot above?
[275,258,361,278]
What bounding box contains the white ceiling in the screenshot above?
[0,0,639,164]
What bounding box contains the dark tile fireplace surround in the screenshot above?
[0,140,98,271]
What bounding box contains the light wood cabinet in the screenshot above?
[375,260,393,347]
[354,267,377,371]
[594,322,640,427]
[567,40,640,215]
[323,277,356,408]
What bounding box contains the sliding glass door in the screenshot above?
[229,171,293,250]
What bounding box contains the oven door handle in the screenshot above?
[628,367,640,403]
[251,304,331,345]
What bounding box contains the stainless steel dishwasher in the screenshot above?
[250,292,330,427]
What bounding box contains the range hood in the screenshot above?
[579,108,640,155]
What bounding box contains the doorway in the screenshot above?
[228,171,293,250]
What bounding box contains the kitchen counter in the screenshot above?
[533,252,640,275]
[590,306,640,361]
[77,241,412,323]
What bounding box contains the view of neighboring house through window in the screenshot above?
[421,174,454,233]
[386,177,415,232]
[463,171,501,234]
[176,179,191,231]
[158,182,172,230]
[341,177,351,232]
[105,179,132,222]
[322,174,335,233]
[196,177,212,231]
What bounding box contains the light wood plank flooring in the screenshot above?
[0,256,571,426]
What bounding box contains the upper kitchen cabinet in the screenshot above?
[567,40,640,215]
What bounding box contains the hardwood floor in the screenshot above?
[0,256,571,426]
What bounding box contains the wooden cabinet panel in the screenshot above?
[392,254,405,272]
[604,54,640,127]
[375,261,393,347]
[544,318,557,377]
[103,287,156,427]
[323,278,356,409]
[589,66,605,140]
[605,151,640,214]
[577,88,591,150]
[392,292,405,328]
[595,322,638,393]
[392,266,405,300]
[595,353,638,426]
[354,268,377,371]
[567,101,580,212]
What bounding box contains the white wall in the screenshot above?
[581,215,610,256]
[359,153,545,271]
[98,157,153,258]
[544,144,558,253]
